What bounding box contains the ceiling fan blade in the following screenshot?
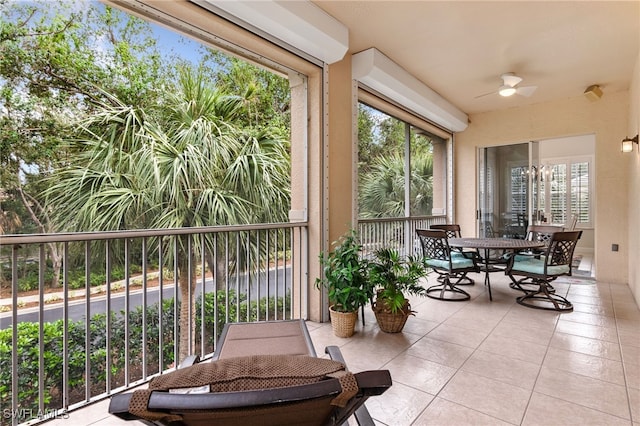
[516,85,537,97]
[501,73,523,87]
[474,90,497,99]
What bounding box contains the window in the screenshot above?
[357,102,446,219]
[510,165,528,214]
[539,157,592,227]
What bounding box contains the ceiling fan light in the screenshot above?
[498,85,516,97]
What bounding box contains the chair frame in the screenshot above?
[417,229,479,302]
[506,230,582,312]
[429,224,476,286]
[508,224,564,293]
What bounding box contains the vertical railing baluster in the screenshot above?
[245,231,250,323]
[105,241,111,393]
[84,241,91,402]
[200,235,206,357]
[124,239,130,386]
[62,242,69,410]
[141,238,147,380]
[256,230,261,321]
[212,234,218,348]
[275,229,280,320]
[235,233,240,323]
[187,235,193,357]
[38,244,45,415]
[265,229,271,321]
[289,227,294,319]
[224,234,230,324]
[11,245,19,426]
[173,238,179,368]
[158,238,164,373]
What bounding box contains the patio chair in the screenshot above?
[505,230,582,312]
[108,320,391,426]
[429,224,476,286]
[417,229,479,301]
[565,214,578,230]
[508,224,564,292]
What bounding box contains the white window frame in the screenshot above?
[540,155,593,228]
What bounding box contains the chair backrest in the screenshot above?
[482,221,496,237]
[416,229,451,262]
[430,224,462,239]
[565,214,578,230]
[546,230,582,268]
[525,225,564,248]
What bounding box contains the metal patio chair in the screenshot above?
[506,230,582,312]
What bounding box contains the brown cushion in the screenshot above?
[128,354,357,423]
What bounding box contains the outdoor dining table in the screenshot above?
[448,237,545,301]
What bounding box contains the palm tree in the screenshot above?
[359,152,433,218]
[45,69,291,362]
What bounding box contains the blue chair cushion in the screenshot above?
[513,253,545,262]
[426,257,475,270]
[511,258,570,276]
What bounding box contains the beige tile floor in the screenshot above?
[52,272,639,425]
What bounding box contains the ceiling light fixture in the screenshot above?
[621,135,639,153]
[584,84,603,101]
[498,85,517,97]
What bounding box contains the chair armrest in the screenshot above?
[178,354,201,369]
[325,346,346,364]
[325,345,391,426]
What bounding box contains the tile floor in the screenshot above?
[52,272,639,425]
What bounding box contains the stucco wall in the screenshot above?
[456,90,630,284]
[628,51,640,307]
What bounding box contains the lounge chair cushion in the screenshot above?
[128,354,358,423]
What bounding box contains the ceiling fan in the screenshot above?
[476,73,537,98]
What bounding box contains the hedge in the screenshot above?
[0,290,290,425]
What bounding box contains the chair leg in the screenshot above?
[516,280,572,312]
[508,275,556,293]
[427,275,470,301]
[437,272,475,286]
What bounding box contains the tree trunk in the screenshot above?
[47,242,62,288]
[16,186,62,288]
[205,248,229,292]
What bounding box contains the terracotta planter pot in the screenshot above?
[329,305,358,337]
[371,298,412,333]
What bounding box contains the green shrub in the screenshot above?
[0,290,290,423]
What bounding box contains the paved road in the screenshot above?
[0,267,291,329]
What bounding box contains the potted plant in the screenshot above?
[315,230,370,337]
[368,247,426,333]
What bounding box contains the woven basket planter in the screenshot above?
[329,306,358,338]
[372,298,412,333]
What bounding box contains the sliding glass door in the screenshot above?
[477,142,539,238]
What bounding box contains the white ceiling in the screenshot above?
[312,1,640,115]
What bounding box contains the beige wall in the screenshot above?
[628,51,640,307]
[456,90,630,284]
[327,58,357,245]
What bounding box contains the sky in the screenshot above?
[5,0,206,66]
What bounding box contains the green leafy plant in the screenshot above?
[315,230,370,313]
[368,247,426,313]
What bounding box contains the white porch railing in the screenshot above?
[358,215,447,258]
